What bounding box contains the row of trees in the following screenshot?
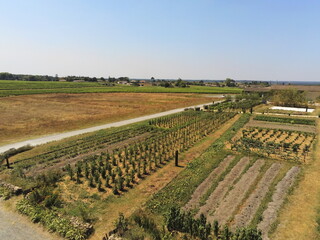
[271,89,307,107]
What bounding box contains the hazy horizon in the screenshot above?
[1,1,320,81]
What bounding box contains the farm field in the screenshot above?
[1,109,241,240]
[0,93,220,146]
[0,80,242,97]
[143,112,316,240]
[0,99,319,240]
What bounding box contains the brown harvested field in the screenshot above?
[196,157,250,218]
[257,166,300,240]
[208,159,265,225]
[232,162,282,229]
[245,119,316,133]
[0,93,219,146]
[183,155,235,211]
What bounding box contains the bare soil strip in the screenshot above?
[232,162,282,229]
[246,120,316,133]
[209,159,265,225]
[183,155,235,211]
[257,166,300,240]
[196,156,250,218]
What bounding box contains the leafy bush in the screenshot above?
[16,199,92,240]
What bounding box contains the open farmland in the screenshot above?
[0,80,242,97]
[0,93,221,145]
[143,112,317,240]
[0,98,318,240]
[0,109,239,240]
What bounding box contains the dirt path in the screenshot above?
[209,159,265,225]
[233,163,282,229]
[0,102,215,154]
[0,201,61,240]
[196,156,250,218]
[258,166,300,240]
[90,114,241,240]
[183,155,235,211]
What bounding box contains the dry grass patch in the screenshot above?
[271,119,320,240]
[0,93,219,146]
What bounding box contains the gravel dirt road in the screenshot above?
[0,201,61,240]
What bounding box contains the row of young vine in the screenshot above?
[9,124,155,170]
[65,112,237,194]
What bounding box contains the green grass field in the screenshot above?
[0,80,242,97]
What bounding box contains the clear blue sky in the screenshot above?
[1,0,319,81]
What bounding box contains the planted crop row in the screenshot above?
[149,110,204,129]
[253,115,316,125]
[9,125,154,170]
[232,128,316,162]
[65,112,236,194]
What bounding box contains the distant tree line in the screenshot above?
[0,72,131,83]
[0,72,59,81]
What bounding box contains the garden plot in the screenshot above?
[196,156,250,218]
[232,162,282,229]
[230,127,316,162]
[258,166,300,240]
[183,155,235,211]
[207,159,265,225]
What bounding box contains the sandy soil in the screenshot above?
[183,155,235,211]
[232,163,282,229]
[209,159,265,225]
[258,166,300,240]
[196,156,250,218]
